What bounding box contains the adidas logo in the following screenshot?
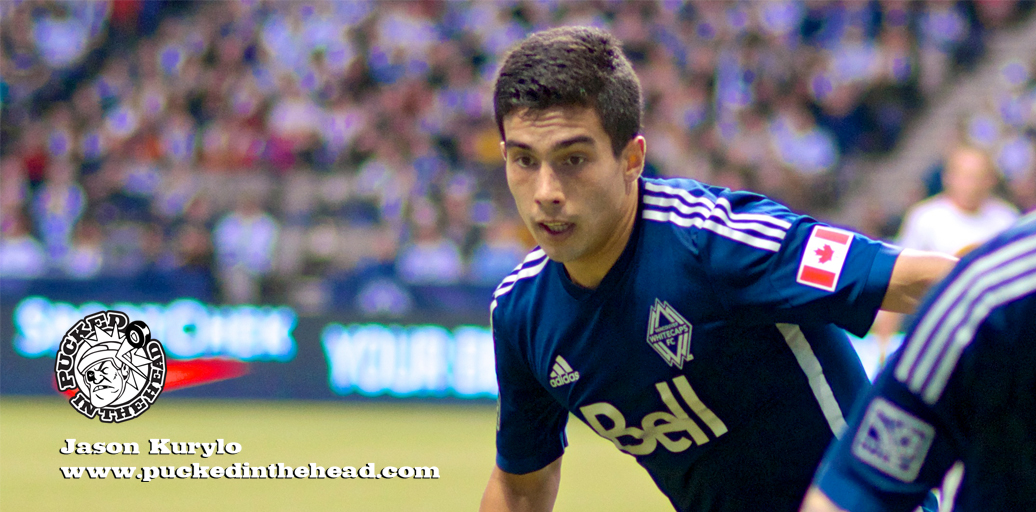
[549,355,580,388]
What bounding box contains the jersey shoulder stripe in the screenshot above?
[641,181,789,252]
[894,232,1036,404]
[490,248,549,316]
[643,181,792,229]
[496,248,547,291]
[642,193,789,240]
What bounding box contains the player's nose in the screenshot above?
[533,166,565,211]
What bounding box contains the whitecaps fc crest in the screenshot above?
[646,299,693,369]
[54,310,166,423]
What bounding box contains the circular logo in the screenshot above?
[54,310,166,423]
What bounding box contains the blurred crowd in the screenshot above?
[1,0,1033,314]
[932,58,1036,213]
[858,54,1036,243]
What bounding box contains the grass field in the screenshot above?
[0,397,673,512]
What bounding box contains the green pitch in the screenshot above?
[0,397,672,511]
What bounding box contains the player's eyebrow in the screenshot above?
[551,136,595,151]
[504,136,596,153]
[503,140,533,152]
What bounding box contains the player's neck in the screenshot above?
[563,181,640,290]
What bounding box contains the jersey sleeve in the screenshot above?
[817,219,1036,511]
[492,311,569,474]
[811,351,959,512]
[697,189,901,337]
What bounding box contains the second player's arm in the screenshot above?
[799,487,847,512]
[879,249,957,314]
[480,458,562,512]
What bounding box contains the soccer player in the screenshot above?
[800,215,1036,512]
[479,27,957,512]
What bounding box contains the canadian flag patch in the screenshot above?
[796,226,853,292]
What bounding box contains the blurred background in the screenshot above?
[1,1,1035,510]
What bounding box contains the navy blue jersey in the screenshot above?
[814,215,1036,512]
[491,177,901,512]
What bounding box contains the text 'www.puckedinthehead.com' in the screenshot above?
[59,438,440,483]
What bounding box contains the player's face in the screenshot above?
[502,107,644,287]
[86,359,125,408]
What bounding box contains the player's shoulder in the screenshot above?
[640,176,798,253]
[642,176,799,219]
[642,176,716,196]
[644,176,771,204]
[489,247,551,325]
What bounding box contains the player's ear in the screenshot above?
[500,141,507,162]
[621,135,646,183]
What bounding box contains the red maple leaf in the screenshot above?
[815,244,834,264]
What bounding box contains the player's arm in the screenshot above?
[879,249,957,314]
[480,458,562,512]
[799,489,940,512]
[799,488,938,512]
[800,487,846,512]
[487,309,568,512]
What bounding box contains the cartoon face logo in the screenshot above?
[79,347,131,408]
[55,311,166,423]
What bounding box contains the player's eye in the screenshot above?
[514,155,536,168]
[562,155,586,167]
[87,371,97,383]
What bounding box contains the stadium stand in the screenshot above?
[1,0,1033,314]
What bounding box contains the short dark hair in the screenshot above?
[494,26,642,157]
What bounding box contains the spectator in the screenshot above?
[916,1,974,94]
[353,224,413,317]
[153,162,198,221]
[0,212,47,279]
[396,200,463,286]
[770,103,841,179]
[171,222,216,299]
[468,216,527,287]
[31,160,85,261]
[62,219,105,279]
[30,2,108,70]
[0,157,29,221]
[212,194,279,304]
[898,144,1019,256]
[441,173,479,257]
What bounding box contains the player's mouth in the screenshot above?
[93,384,113,392]
[539,221,574,239]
